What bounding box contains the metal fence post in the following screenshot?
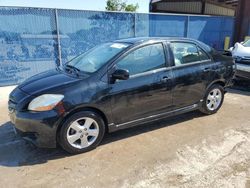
[134,13,136,37]
[55,9,62,67]
[185,15,190,38]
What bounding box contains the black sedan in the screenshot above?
[9,37,235,154]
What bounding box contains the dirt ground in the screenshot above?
[0,87,250,188]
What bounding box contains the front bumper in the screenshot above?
[9,109,60,148]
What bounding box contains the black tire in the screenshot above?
[199,84,224,115]
[58,111,105,154]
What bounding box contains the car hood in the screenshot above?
[231,42,250,57]
[18,69,83,95]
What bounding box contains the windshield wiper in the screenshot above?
[64,64,80,76]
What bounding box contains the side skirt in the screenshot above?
[108,103,200,132]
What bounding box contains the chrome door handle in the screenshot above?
[161,76,170,83]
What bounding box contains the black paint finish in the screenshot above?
[8,37,235,148]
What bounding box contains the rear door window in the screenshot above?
[170,42,208,66]
[198,47,210,61]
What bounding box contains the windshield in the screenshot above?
[243,39,250,47]
[67,42,130,73]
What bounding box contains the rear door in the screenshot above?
[169,41,210,109]
[200,49,222,86]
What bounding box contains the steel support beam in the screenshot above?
[234,0,250,42]
[55,9,62,67]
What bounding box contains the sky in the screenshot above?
[0,0,150,13]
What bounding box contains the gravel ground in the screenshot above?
[0,86,249,188]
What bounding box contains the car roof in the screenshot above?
[115,37,198,44]
[115,37,212,52]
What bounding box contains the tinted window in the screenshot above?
[170,42,200,66]
[116,43,166,75]
[198,47,210,61]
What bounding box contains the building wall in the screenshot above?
[205,3,235,16]
[155,1,202,14]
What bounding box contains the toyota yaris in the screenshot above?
[9,37,235,154]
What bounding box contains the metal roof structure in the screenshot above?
[217,0,239,7]
[150,0,239,16]
[151,0,239,8]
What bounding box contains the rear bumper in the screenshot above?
[10,110,60,148]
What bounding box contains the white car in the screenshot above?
[230,39,250,80]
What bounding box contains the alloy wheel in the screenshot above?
[206,88,222,111]
[66,117,99,149]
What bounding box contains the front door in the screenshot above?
[108,43,173,126]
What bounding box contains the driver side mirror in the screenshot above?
[112,69,129,81]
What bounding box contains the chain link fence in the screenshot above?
[0,7,235,86]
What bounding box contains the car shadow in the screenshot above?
[231,79,250,93]
[0,110,203,167]
[227,88,250,96]
[0,121,68,167]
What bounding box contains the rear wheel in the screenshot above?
[59,111,105,154]
[199,84,224,115]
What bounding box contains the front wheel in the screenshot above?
[58,111,105,154]
[199,84,224,115]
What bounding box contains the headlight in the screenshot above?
[28,94,64,111]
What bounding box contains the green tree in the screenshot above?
[106,0,139,12]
